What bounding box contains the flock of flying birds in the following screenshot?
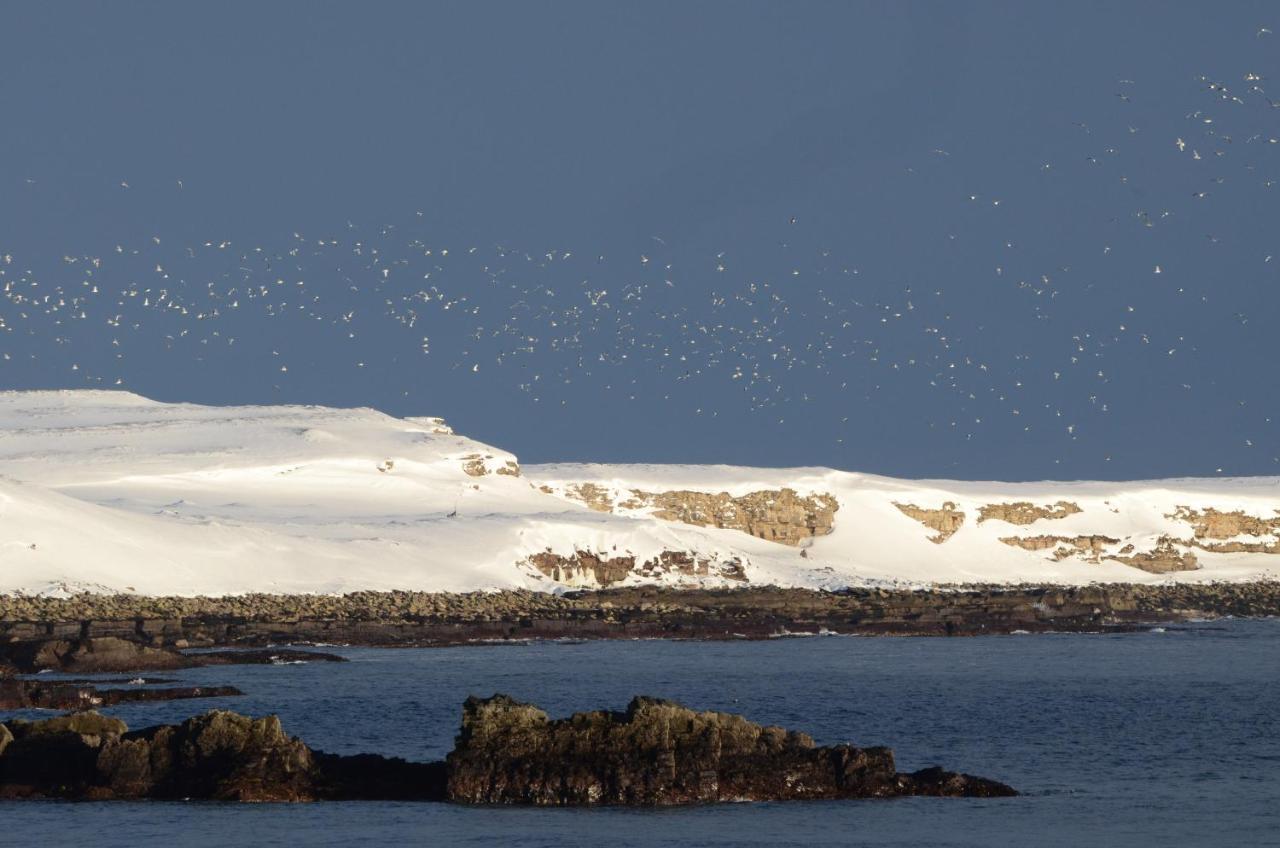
[1,37,1278,472]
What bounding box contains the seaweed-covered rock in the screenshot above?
[445,695,1015,805]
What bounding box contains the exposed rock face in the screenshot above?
[895,502,965,543]
[0,701,1013,804]
[460,453,521,477]
[978,501,1082,525]
[526,550,747,588]
[999,534,1120,562]
[631,489,838,546]
[1104,536,1199,574]
[999,534,1199,573]
[1168,507,1280,554]
[445,695,1015,805]
[549,482,615,512]
[550,485,839,547]
[1170,506,1280,539]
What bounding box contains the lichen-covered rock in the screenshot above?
[444,695,1015,805]
[895,502,965,543]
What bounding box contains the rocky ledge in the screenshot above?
[0,696,1014,804]
[2,583,1275,649]
[0,636,347,674]
[0,677,242,711]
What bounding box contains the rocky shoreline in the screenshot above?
[1,582,1276,649]
[0,696,1015,803]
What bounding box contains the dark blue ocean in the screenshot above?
[3,621,1278,847]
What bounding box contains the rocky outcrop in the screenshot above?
[549,485,838,547]
[895,502,965,543]
[999,534,1199,573]
[445,694,1015,805]
[0,711,319,801]
[1104,536,1199,574]
[460,453,521,477]
[1168,507,1280,554]
[0,678,241,711]
[999,534,1120,562]
[978,501,1082,526]
[1169,506,1280,539]
[630,489,838,546]
[0,638,347,674]
[0,700,1013,804]
[0,710,404,801]
[547,482,616,512]
[525,550,747,588]
[8,636,193,673]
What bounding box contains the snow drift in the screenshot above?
[0,391,1275,596]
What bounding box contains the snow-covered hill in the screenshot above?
[0,391,1276,596]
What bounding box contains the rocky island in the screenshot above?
[0,696,1014,803]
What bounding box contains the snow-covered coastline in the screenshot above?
[0,390,1276,596]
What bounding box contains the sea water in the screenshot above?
[3,620,1278,847]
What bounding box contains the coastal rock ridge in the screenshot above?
[0,697,1015,803]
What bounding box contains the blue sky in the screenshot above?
[1,1,1277,479]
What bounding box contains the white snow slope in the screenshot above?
[0,391,1276,596]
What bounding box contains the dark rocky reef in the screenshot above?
[0,636,346,674]
[0,677,242,711]
[3,583,1275,649]
[0,697,1014,804]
